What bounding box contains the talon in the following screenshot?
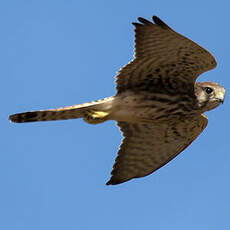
[83,110,109,124]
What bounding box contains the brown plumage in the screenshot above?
[9,15,225,185]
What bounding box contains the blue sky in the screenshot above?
[2,1,230,229]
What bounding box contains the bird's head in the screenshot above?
[195,82,225,112]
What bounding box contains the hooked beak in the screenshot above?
[216,91,225,104]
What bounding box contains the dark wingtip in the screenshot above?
[132,17,152,27]
[137,17,153,25]
[132,22,141,27]
[152,15,160,23]
[152,16,170,29]
[133,15,170,30]
[106,176,131,186]
[106,180,112,186]
[106,178,121,186]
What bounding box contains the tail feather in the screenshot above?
[9,107,84,123]
[9,97,113,123]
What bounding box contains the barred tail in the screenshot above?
[9,97,113,123]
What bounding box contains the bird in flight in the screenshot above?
[9,15,225,185]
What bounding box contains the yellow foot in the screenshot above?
[83,110,109,124]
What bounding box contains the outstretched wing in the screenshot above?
[116,16,216,93]
[107,114,208,185]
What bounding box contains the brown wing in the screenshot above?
[106,114,208,185]
[116,16,216,93]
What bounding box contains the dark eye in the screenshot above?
[205,87,213,94]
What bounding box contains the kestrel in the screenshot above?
[9,16,225,185]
